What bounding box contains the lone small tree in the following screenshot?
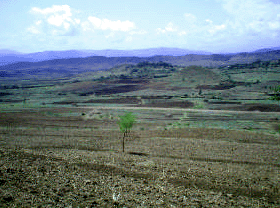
[118,112,136,152]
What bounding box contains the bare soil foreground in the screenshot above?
[0,107,279,207]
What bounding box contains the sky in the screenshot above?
[1,0,280,53]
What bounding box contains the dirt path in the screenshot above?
[79,105,280,115]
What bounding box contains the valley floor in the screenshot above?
[0,106,279,207]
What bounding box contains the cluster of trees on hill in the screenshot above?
[223,59,280,70]
[96,61,176,81]
[130,62,177,79]
[136,61,174,68]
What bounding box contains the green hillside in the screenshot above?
[0,59,280,112]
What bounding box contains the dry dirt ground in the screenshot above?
[0,107,279,207]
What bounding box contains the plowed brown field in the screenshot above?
[0,107,279,207]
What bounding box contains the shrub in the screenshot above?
[193,102,205,109]
[269,85,280,105]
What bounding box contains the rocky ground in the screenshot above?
[0,145,279,207]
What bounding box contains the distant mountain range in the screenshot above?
[0,48,212,66]
[1,47,280,66]
[0,49,22,54]
[1,46,280,80]
[252,47,280,53]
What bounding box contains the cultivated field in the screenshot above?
[0,60,280,207]
[0,106,279,207]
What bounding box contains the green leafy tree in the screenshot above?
[118,112,136,152]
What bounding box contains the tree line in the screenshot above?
[223,59,280,70]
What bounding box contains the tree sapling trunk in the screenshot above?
[118,113,135,153]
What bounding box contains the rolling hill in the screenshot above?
[1,49,280,80]
[0,48,210,66]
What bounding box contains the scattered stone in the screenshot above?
[227,193,234,198]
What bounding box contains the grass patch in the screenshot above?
[193,101,205,109]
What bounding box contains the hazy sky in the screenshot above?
[1,0,280,53]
